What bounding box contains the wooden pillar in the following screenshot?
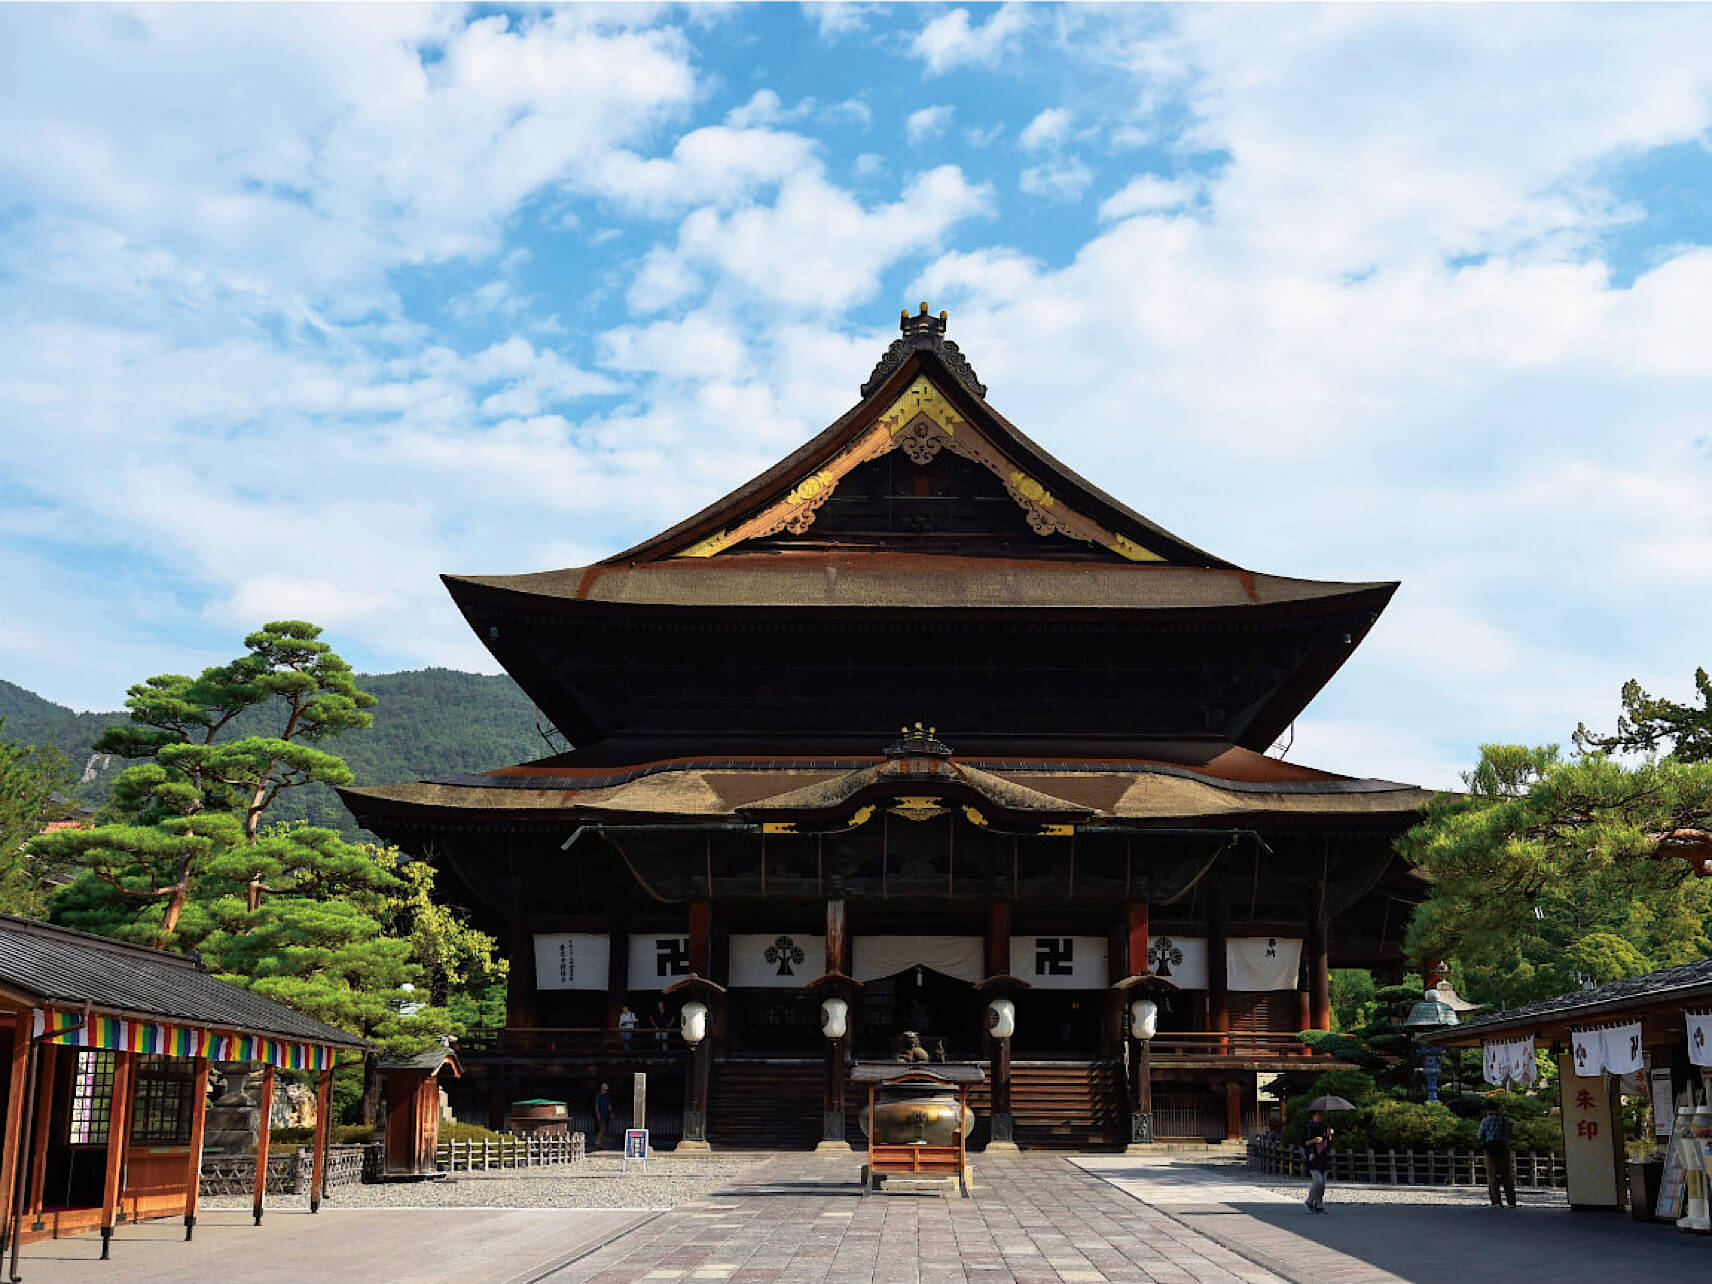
[606,928,630,1036]
[985,901,1012,977]
[99,1050,137,1260]
[1208,892,1230,1042]
[1224,1080,1243,1141]
[309,1066,332,1213]
[819,900,852,1151]
[26,1042,55,1225]
[1308,917,1331,1032]
[1127,901,1150,976]
[0,1013,29,1250]
[506,916,539,1030]
[182,1056,210,1240]
[688,900,711,975]
[251,1064,275,1226]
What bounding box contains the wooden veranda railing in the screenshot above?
[1147,1032,1324,1059]
[458,1027,685,1057]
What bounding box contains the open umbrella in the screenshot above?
[1305,1095,1356,1111]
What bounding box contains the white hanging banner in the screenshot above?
[729,933,826,988]
[1145,935,1208,989]
[1688,1012,1712,1067]
[629,934,692,990]
[1484,1037,1537,1087]
[1601,1021,1643,1075]
[1226,937,1303,992]
[1570,1027,1604,1077]
[1483,1040,1508,1087]
[853,936,983,983]
[1011,935,1109,989]
[533,933,610,991]
[1510,1036,1537,1087]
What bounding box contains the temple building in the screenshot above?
[341,306,1434,1150]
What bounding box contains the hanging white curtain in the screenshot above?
[1010,935,1109,989]
[1508,1036,1537,1087]
[1687,1012,1712,1067]
[532,933,610,991]
[1483,1040,1508,1087]
[728,933,825,988]
[1570,1027,1603,1077]
[853,936,983,983]
[1144,935,1208,989]
[1225,937,1303,992]
[1601,1020,1643,1075]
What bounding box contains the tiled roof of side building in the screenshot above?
[1425,955,1712,1044]
[0,915,368,1049]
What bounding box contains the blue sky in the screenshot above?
[4,2,1712,790]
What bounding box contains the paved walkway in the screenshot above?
[18,1153,1712,1283]
[1074,1155,1712,1284]
[544,1154,1284,1284]
[12,1206,650,1283]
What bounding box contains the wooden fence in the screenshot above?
[1247,1132,1566,1189]
[436,1132,585,1173]
[201,1144,379,1196]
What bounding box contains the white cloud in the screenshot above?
[1098,173,1203,221]
[964,123,1004,148]
[581,126,820,217]
[1019,107,1074,151]
[806,2,880,41]
[910,3,1032,74]
[906,105,955,144]
[1019,158,1095,202]
[854,153,886,177]
[636,165,993,313]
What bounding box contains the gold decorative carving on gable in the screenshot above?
[890,795,947,822]
[672,374,1166,562]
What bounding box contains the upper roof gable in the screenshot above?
[607,306,1233,569]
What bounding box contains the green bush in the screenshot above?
[269,1123,379,1147]
[439,1120,505,1144]
[1363,1099,1467,1150]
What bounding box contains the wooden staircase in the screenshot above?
[1010,1060,1125,1148]
[707,1060,823,1150]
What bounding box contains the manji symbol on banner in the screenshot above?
[1009,935,1108,990]
[628,935,692,990]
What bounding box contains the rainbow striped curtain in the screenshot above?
[33,1008,345,1070]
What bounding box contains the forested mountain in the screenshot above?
[0,670,549,839]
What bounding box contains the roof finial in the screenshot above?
[862,303,987,399]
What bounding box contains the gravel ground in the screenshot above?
[203,1151,773,1211]
[1178,1156,1564,1206]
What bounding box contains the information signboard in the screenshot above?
[623,1128,649,1172]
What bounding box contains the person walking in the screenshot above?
[1479,1102,1517,1207]
[1303,1109,1333,1213]
[594,1082,612,1150]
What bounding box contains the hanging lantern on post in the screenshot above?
[679,1000,709,1046]
[820,997,848,1040]
[1130,998,1158,1041]
[987,999,1016,1040]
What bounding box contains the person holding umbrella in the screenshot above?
[1302,1094,1352,1213]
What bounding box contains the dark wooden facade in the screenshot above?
[344,307,1433,1149]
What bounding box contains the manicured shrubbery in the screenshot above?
[269,1123,379,1146]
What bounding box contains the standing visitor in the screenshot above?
[1479,1102,1516,1207]
[1303,1109,1333,1213]
[594,1082,612,1150]
[618,1004,637,1050]
[653,998,673,1048]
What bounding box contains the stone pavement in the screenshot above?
[11,1206,650,1283]
[1075,1154,1712,1284]
[544,1153,1285,1284]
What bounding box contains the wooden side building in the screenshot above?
[343,307,1434,1149]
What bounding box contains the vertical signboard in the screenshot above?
[1558,1053,1624,1208]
